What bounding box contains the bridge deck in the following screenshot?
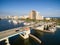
[0,24,34,41]
[0,27,24,41]
[0,22,55,41]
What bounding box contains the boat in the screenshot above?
[33,24,56,33]
[23,22,30,26]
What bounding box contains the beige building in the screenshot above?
[13,16,18,20]
[29,10,44,20]
[6,16,18,20]
[20,16,29,19]
[36,12,43,20]
[29,10,36,20]
[45,17,51,20]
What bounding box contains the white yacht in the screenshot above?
[33,23,56,33]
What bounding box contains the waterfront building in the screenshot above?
[6,16,18,20]
[45,17,51,20]
[20,16,26,19]
[36,12,44,20]
[29,10,36,20]
[13,16,18,20]
[29,10,44,20]
[6,16,11,19]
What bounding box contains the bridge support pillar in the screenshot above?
[20,27,30,39]
[5,38,10,45]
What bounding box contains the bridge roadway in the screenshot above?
[0,27,24,41]
[0,22,55,41]
[0,24,35,41]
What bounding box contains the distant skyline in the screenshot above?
[0,0,60,17]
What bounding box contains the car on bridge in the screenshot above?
[15,29,19,32]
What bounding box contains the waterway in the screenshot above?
[32,28,60,45]
[0,19,60,45]
[0,19,24,31]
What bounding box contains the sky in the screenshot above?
[0,0,60,17]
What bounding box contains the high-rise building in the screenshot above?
[36,12,44,20]
[29,10,44,20]
[29,10,36,20]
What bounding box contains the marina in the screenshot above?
[0,19,59,45]
[33,22,56,33]
[0,0,60,45]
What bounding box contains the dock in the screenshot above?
[0,22,56,45]
[29,34,41,44]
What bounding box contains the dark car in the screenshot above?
[15,29,19,32]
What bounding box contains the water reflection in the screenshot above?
[24,38,30,45]
[0,19,60,45]
[9,35,40,45]
[35,30,44,36]
[33,28,60,45]
[0,28,60,45]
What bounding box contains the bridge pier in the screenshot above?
[5,38,10,45]
[19,27,30,39]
